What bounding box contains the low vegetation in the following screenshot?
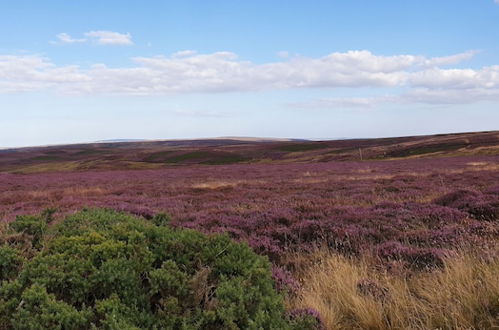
[1,132,498,329]
[0,209,320,329]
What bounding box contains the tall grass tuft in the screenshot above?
[289,250,499,329]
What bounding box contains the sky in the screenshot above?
[1,1,499,148]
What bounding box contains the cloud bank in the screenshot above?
[1,49,498,106]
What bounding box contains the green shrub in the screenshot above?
[9,214,48,249]
[0,245,24,281]
[152,212,171,226]
[11,284,91,330]
[0,209,318,329]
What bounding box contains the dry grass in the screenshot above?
[191,181,239,190]
[467,161,490,167]
[292,178,330,184]
[289,251,499,330]
[20,187,108,200]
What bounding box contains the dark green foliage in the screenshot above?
[201,154,249,165]
[41,208,57,223]
[9,214,48,249]
[165,151,218,163]
[11,284,90,330]
[274,143,329,152]
[165,151,249,165]
[0,209,318,329]
[152,212,171,226]
[0,246,24,281]
[143,150,176,163]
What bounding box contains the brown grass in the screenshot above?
[289,251,499,330]
[191,181,238,190]
[20,187,108,200]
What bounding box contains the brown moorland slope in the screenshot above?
[1,130,498,173]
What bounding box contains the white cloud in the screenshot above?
[53,31,133,46]
[0,55,89,93]
[421,50,479,67]
[172,50,198,58]
[55,33,86,44]
[84,31,133,45]
[410,66,499,90]
[1,49,498,106]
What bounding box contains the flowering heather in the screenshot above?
[375,241,446,270]
[1,145,498,329]
[434,188,499,221]
[272,265,301,294]
[287,308,326,330]
[0,155,498,269]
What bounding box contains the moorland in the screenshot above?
[0,130,498,329]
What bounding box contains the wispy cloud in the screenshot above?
[421,50,479,67]
[289,96,397,109]
[52,31,133,45]
[55,33,86,44]
[83,30,133,45]
[1,49,498,106]
[172,50,197,57]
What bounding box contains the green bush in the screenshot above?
[8,214,48,249]
[0,245,24,281]
[11,284,91,330]
[0,209,318,329]
[152,212,171,226]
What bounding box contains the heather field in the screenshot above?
[4,1,499,327]
[1,136,499,329]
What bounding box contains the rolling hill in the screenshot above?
[0,131,498,173]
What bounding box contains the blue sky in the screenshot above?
[1,0,499,147]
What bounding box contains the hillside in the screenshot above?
[1,131,498,329]
[1,131,497,174]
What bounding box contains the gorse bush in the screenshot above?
[0,246,24,281]
[8,215,48,249]
[0,209,318,330]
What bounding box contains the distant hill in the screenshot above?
[94,139,147,143]
[94,137,306,144]
[0,131,498,173]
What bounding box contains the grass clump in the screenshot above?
[0,209,318,330]
[290,250,499,330]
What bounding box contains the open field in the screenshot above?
[1,131,498,329]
